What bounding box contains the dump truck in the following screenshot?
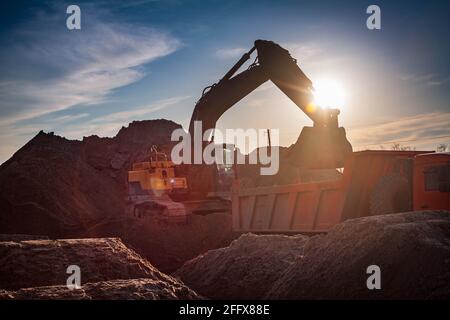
[232,150,450,233]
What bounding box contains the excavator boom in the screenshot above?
[190,40,341,135]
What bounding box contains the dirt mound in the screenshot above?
[0,237,189,291]
[174,211,450,299]
[0,234,49,241]
[0,278,199,300]
[86,213,240,274]
[0,118,239,276]
[174,233,308,299]
[0,119,181,237]
[267,210,450,299]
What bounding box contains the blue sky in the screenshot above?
[0,0,449,162]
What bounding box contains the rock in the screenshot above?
[0,278,199,300]
[110,152,129,170]
[267,210,450,299]
[0,237,190,291]
[174,233,308,299]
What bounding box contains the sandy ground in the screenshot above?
[175,211,450,299]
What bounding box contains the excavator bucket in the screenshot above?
[287,125,353,169]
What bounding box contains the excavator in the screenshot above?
[187,39,352,196]
[128,39,449,228]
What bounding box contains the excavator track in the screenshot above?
[131,194,187,223]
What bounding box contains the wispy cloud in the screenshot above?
[427,76,450,86]
[0,22,179,124]
[348,112,450,150]
[0,4,181,163]
[49,113,90,124]
[283,42,323,60]
[90,95,189,124]
[399,73,450,87]
[215,47,247,59]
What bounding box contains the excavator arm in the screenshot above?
[189,61,268,137]
[189,40,341,136]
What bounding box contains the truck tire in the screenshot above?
[370,174,412,215]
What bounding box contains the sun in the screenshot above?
[312,78,346,109]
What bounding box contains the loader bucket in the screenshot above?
[287,125,353,169]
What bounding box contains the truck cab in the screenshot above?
[413,152,450,211]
